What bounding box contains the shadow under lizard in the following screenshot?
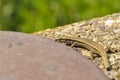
[55,36,110,69]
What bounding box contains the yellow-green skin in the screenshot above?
[55,36,110,69]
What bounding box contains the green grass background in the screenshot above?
[0,0,120,33]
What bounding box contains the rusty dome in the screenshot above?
[0,31,109,80]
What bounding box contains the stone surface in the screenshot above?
[0,31,109,80]
[34,13,120,80]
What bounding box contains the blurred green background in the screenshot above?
[0,0,120,33]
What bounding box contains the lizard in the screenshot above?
[55,36,110,69]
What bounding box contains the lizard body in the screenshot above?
[55,36,110,69]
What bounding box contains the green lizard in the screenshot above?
[55,36,110,69]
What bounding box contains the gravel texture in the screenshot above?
[34,13,120,80]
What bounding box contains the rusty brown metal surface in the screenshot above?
[0,31,109,80]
